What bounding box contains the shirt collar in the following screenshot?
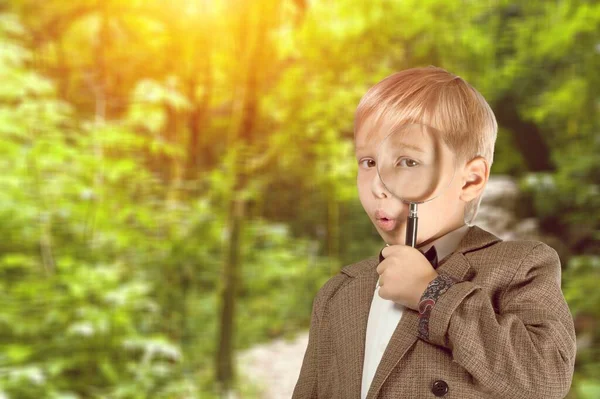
[417,224,470,263]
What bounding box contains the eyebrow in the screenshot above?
[355,142,426,153]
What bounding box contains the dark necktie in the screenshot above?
[378,245,439,269]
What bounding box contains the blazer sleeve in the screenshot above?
[292,273,349,398]
[292,292,321,399]
[423,242,577,399]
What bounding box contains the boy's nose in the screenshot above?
[371,172,390,198]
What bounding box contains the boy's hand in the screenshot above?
[377,245,438,310]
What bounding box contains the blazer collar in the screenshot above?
[340,225,502,278]
[334,225,502,398]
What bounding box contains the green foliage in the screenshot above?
[519,136,600,248]
[0,255,187,398]
[1,0,599,396]
[563,256,600,399]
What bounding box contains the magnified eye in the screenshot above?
[359,159,376,169]
[397,158,419,167]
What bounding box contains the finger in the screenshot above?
[381,244,405,258]
[376,262,385,275]
[378,284,388,300]
[381,246,391,258]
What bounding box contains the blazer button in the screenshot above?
[431,380,449,397]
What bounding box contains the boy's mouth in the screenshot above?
[375,209,398,232]
[376,217,397,231]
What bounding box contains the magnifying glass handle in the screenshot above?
[377,243,390,288]
[378,202,417,288]
[405,203,418,247]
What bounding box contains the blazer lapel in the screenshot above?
[336,225,502,399]
[365,301,420,398]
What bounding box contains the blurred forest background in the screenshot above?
[0,0,598,398]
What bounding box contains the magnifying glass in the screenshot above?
[374,123,458,288]
[376,123,458,247]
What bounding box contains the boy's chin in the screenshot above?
[377,225,406,246]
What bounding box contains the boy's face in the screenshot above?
[355,115,468,247]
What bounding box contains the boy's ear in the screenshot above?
[460,156,489,202]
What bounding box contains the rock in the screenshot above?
[480,175,520,213]
[513,218,541,240]
[472,205,516,239]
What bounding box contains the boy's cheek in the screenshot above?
[356,190,372,218]
[356,191,369,214]
[356,176,369,196]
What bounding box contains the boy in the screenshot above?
[292,66,576,398]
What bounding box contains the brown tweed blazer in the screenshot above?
[292,225,576,399]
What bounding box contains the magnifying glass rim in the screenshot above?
[375,123,458,204]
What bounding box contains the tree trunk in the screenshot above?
[215,185,246,394]
[327,183,340,274]
[494,94,554,172]
[215,0,277,395]
[185,34,212,180]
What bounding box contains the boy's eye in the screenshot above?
[359,158,376,169]
[397,158,419,167]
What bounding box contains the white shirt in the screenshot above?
[360,224,470,399]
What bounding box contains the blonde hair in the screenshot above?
[354,66,498,224]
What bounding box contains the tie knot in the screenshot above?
[377,245,439,269]
[422,245,438,268]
